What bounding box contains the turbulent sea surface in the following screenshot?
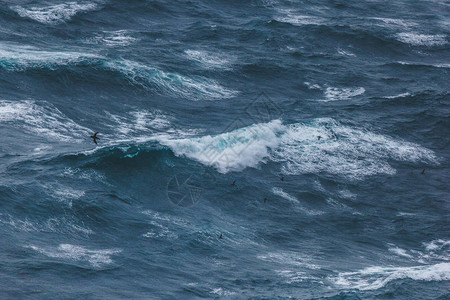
[0,0,449,299]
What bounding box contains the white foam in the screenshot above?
[424,239,450,252]
[337,189,356,200]
[0,43,99,71]
[337,48,356,57]
[185,49,235,70]
[0,214,93,235]
[275,8,324,26]
[48,184,86,207]
[397,61,450,68]
[384,92,411,99]
[161,118,437,179]
[370,17,416,28]
[104,59,238,100]
[0,100,90,142]
[105,110,172,136]
[271,187,324,215]
[396,33,447,46]
[88,30,138,47]
[11,1,99,24]
[388,246,414,259]
[161,120,284,173]
[211,288,236,297]
[257,251,319,270]
[28,244,121,268]
[332,263,450,290]
[271,187,299,203]
[142,219,178,240]
[271,118,437,180]
[323,87,365,101]
[304,82,321,90]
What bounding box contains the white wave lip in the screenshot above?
[0,44,237,100]
[0,100,90,142]
[11,1,98,24]
[0,43,99,71]
[104,59,238,100]
[162,118,437,178]
[333,263,450,291]
[28,244,121,268]
[161,120,284,173]
[185,49,235,70]
[396,33,447,46]
[324,87,365,101]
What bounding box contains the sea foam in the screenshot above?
[161,118,437,179]
[0,100,90,142]
[11,1,99,24]
[332,262,450,290]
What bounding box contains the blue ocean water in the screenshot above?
[0,0,449,298]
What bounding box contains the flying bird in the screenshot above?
[90,132,100,145]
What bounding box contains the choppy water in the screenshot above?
[0,0,449,299]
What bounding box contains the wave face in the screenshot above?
[0,0,449,299]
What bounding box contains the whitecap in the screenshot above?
[370,17,417,29]
[271,118,437,180]
[304,82,321,90]
[105,110,172,136]
[27,244,121,268]
[11,1,99,24]
[257,251,319,270]
[0,100,90,142]
[275,8,324,26]
[211,288,236,297]
[271,187,324,215]
[384,92,411,99]
[271,187,299,203]
[88,30,138,47]
[160,118,437,179]
[323,87,365,101]
[396,61,450,68]
[332,262,450,291]
[103,59,238,100]
[388,246,414,259]
[424,239,450,252]
[0,43,100,71]
[337,48,356,57]
[160,120,284,173]
[184,49,235,70]
[396,33,447,46]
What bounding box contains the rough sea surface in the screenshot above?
[0,0,449,299]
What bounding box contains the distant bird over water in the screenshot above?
[90,132,100,145]
[231,180,236,186]
[421,169,425,175]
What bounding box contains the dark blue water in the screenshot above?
[0,0,449,299]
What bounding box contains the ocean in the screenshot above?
[0,0,449,299]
